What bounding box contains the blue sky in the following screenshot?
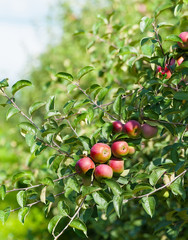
[0,0,58,85]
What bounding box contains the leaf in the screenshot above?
[44,110,61,119]
[78,136,91,151]
[70,219,87,236]
[86,107,94,124]
[133,184,153,194]
[0,78,9,88]
[81,186,101,197]
[140,17,153,33]
[174,91,188,101]
[141,196,156,217]
[19,122,37,134]
[40,186,47,204]
[92,191,111,208]
[104,179,122,195]
[102,122,113,139]
[157,22,174,28]
[174,4,183,16]
[48,214,64,233]
[0,208,10,225]
[165,35,183,43]
[12,80,32,95]
[155,3,173,17]
[6,107,20,120]
[119,46,137,55]
[149,168,166,186]
[56,72,73,82]
[46,96,55,111]
[41,177,54,187]
[0,185,6,200]
[113,94,122,116]
[77,66,95,80]
[18,207,30,224]
[113,195,123,218]
[141,44,154,56]
[63,100,75,114]
[97,87,109,101]
[12,171,33,183]
[170,177,186,199]
[29,101,46,115]
[65,178,80,193]
[17,191,27,207]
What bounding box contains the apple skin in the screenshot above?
[112,121,124,133]
[90,143,111,163]
[124,120,141,138]
[177,56,184,66]
[128,146,136,155]
[94,164,113,180]
[141,123,158,139]
[178,32,188,49]
[111,141,129,158]
[75,157,95,175]
[157,65,171,79]
[109,159,124,174]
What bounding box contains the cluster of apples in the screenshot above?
[157,31,188,79]
[75,120,158,180]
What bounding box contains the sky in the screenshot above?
[0,0,59,85]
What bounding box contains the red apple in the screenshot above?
[109,159,124,174]
[157,66,162,73]
[124,120,141,138]
[177,56,184,66]
[161,66,171,79]
[178,32,188,49]
[94,164,113,180]
[90,143,111,163]
[128,146,136,155]
[75,157,95,175]
[111,141,129,158]
[112,121,124,133]
[141,123,158,139]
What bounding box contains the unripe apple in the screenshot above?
[124,120,141,138]
[128,146,136,155]
[75,157,95,175]
[94,164,113,180]
[109,159,124,174]
[178,32,188,49]
[111,141,129,158]
[112,121,124,133]
[90,143,111,163]
[177,56,184,66]
[141,123,158,139]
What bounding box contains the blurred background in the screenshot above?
[0,0,187,239]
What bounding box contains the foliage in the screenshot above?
[0,0,188,239]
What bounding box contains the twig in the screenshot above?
[66,119,79,137]
[123,169,187,203]
[152,22,165,56]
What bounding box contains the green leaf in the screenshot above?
[70,219,87,236]
[113,94,122,116]
[6,107,20,120]
[140,17,153,33]
[44,110,61,119]
[12,80,32,95]
[0,208,10,225]
[141,44,154,56]
[104,179,122,195]
[41,129,57,138]
[102,122,113,139]
[19,122,37,134]
[41,177,54,187]
[63,100,75,114]
[113,195,123,218]
[170,177,186,199]
[133,184,153,194]
[17,191,27,207]
[165,35,183,43]
[18,207,30,224]
[77,66,95,80]
[174,4,183,16]
[29,101,46,115]
[78,136,91,151]
[0,78,9,88]
[97,87,109,101]
[48,214,64,233]
[40,186,47,204]
[149,168,166,186]
[46,96,55,111]
[65,178,80,193]
[174,91,188,101]
[141,196,156,217]
[92,191,111,208]
[12,171,33,183]
[119,46,137,55]
[0,185,6,200]
[155,3,173,17]
[56,72,73,82]
[157,22,174,28]
[81,186,101,197]
[86,107,94,124]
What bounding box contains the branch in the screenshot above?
[123,169,187,203]
[143,117,188,126]
[66,119,79,137]
[7,173,77,193]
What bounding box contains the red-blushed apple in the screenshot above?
[111,141,129,158]
[178,32,188,49]
[128,146,136,155]
[124,120,141,138]
[94,164,113,180]
[141,123,158,139]
[90,143,111,163]
[177,56,184,66]
[112,121,124,133]
[75,157,95,175]
[109,159,124,174]
[161,66,172,79]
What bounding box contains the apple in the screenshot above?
[124,120,141,138]
[75,157,95,175]
[161,66,171,79]
[177,56,184,66]
[94,164,113,180]
[178,32,188,49]
[112,121,124,133]
[141,123,158,139]
[128,146,136,155]
[90,143,111,163]
[111,141,129,158]
[109,159,124,174]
